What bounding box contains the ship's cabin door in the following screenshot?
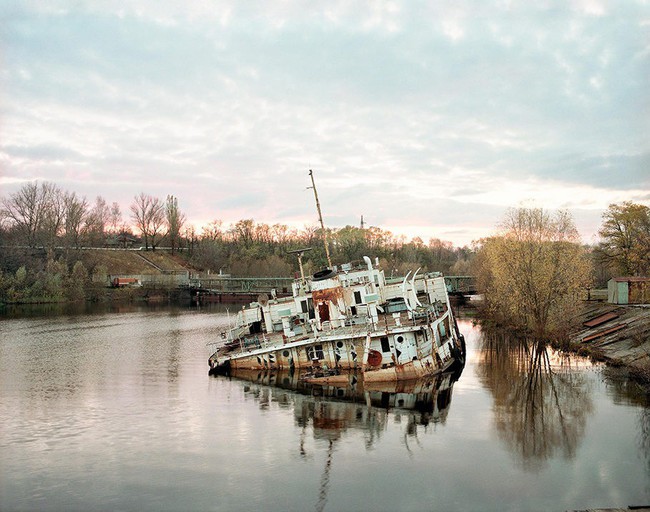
[394,333,417,363]
[318,302,330,322]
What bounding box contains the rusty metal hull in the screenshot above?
[362,354,455,383]
[209,317,463,383]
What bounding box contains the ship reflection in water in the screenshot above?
[214,368,462,511]
[216,367,462,441]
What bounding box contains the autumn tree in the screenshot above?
[271,223,293,244]
[165,195,186,254]
[474,207,592,338]
[66,260,88,301]
[333,225,367,263]
[130,193,165,250]
[365,226,389,251]
[231,219,255,247]
[597,201,650,277]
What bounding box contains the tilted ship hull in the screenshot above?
[208,257,465,383]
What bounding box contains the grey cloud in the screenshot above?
[546,152,650,190]
[2,1,648,247]
[4,144,83,160]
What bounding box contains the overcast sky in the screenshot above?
[1,1,648,247]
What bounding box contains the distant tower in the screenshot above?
[360,215,365,230]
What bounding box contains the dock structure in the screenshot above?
[444,276,477,296]
[190,276,294,304]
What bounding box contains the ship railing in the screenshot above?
[242,336,261,349]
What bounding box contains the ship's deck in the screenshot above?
[217,301,449,359]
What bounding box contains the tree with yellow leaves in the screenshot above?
[597,201,650,277]
[474,207,592,339]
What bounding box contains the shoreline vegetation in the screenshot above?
[1,182,649,383]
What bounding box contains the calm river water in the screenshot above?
[1,304,649,512]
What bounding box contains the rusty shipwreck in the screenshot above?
[208,170,465,382]
[208,256,465,382]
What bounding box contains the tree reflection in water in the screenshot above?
[638,409,650,495]
[476,330,593,472]
[602,366,650,488]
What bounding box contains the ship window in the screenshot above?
[336,341,343,348]
[282,350,290,357]
[301,300,309,313]
[396,335,404,343]
[380,337,391,353]
[307,345,325,361]
[354,291,363,304]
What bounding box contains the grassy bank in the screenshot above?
[0,248,192,306]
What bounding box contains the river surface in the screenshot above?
[1,304,649,512]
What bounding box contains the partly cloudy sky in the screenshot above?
[1,0,648,246]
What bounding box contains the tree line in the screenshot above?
[0,181,471,279]
[0,181,186,253]
[1,181,649,333]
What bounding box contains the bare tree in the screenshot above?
[184,224,197,256]
[40,185,66,248]
[130,193,165,250]
[109,202,122,235]
[165,195,186,254]
[63,191,88,248]
[85,196,112,246]
[201,219,223,241]
[0,181,60,247]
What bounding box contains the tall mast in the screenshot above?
[308,169,333,269]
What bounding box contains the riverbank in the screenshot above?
[570,302,650,381]
[0,247,193,306]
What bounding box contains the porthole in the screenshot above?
[336,341,343,348]
[282,350,290,357]
[397,336,404,343]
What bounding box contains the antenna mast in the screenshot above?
[308,169,333,269]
